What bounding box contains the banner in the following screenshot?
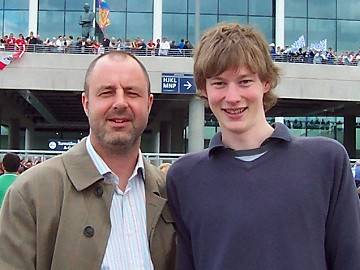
[290,35,306,52]
[98,0,111,29]
[310,39,327,52]
[0,44,25,70]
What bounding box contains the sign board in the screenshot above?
[48,139,80,151]
[161,73,196,94]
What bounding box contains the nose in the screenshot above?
[224,83,241,104]
[112,89,128,111]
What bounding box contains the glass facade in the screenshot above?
[1,0,29,36]
[163,0,274,44]
[0,1,358,52]
[285,0,360,51]
[37,0,153,40]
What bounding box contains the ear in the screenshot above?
[263,81,271,93]
[81,92,89,117]
[147,93,154,114]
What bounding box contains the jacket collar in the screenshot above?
[62,139,103,191]
[62,140,167,241]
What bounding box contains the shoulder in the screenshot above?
[9,154,66,198]
[167,149,209,181]
[292,136,347,156]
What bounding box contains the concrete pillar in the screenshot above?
[8,118,20,150]
[160,121,171,153]
[25,128,34,150]
[29,0,39,36]
[171,110,185,153]
[344,115,356,159]
[188,96,204,152]
[153,0,162,42]
[275,0,285,49]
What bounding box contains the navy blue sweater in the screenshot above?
[166,123,360,270]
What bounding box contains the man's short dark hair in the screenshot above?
[2,153,20,173]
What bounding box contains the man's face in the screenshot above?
[82,56,153,153]
[205,65,270,139]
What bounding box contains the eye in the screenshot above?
[98,90,112,96]
[240,80,253,86]
[210,81,226,88]
[127,91,141,97]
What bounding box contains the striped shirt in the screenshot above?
[86,137,154,270]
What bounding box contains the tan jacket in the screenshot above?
[0,141,176,270]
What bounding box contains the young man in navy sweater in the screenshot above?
[166,23,360,270]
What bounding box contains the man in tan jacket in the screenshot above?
[0,51,176,270]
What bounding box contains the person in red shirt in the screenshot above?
[6,33,16,51]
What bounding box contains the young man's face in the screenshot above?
[205,65,270,139]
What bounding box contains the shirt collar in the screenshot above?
[85,136,145,179]
[208,122,292,156]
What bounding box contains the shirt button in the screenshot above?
[94,185,103,197]
[83,225,95,238]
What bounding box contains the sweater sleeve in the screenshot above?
[0,187,36,270]
[166,169,195,270]
[325,148,360,270]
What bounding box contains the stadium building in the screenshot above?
[1,0,360,161]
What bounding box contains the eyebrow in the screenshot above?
[209,73,255,80]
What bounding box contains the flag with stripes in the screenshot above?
[0,44,25,70]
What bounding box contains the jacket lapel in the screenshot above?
[144,160,167,242]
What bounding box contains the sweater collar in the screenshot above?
[208,122,292,156]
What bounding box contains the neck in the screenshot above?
[91,139,141,191]
[222,120,274,150]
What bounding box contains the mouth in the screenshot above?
[109,118,130,123]
[222,107,247,115]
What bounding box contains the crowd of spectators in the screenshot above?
[270,44,360,66]
[0,32,194,56]
[1,31,360,65]
[0,156,41,175]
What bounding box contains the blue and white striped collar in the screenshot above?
[85,136,145,180]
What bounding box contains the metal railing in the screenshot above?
[1,44,360,66]
[0,149,184,166]
[0,44,194,57]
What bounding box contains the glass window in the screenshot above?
[285,18,306,47]
[163,13,187,42]
[163,0,187,13]
[337,0,360,20]
[105,12,125,39]
[337,20,360,51]
[0,0,3,9]
[126,12,152,41]
[188,0,217,14]
[219,0,247,15]
[65,0,87,11]
[65,11,83,37]
[38,11,64,39]
[249,16,273,43]
[4,0,28,9]
[4,10,28,35]
[127,0,152,13]
[285,0,307,17]
[308,0,336,19]
[39,0,65,10]
[308,19,335,50]
[249,0,273,16]
[188,14,217,44]
[105,0,126,12]
[218,15,248,24]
